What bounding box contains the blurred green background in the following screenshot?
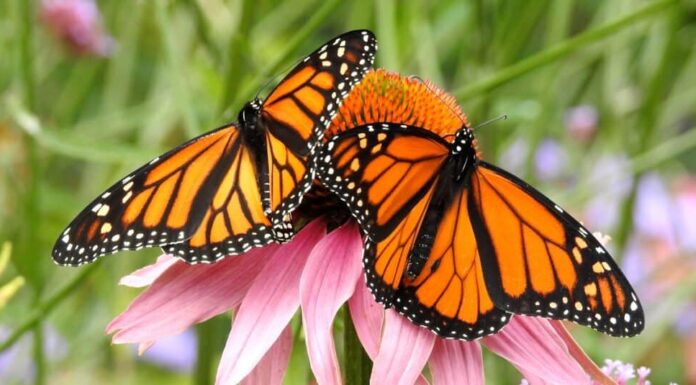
[1,0,696,384]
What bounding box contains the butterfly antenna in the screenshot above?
[471,115,508,130]
[407,75,469,128]
[255,49,314,100]
[255,71,284,100]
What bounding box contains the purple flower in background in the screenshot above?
[674,176,696,251]
[675,303,696,336]
[582,154,633,232]
[534,138,569,181]
[622,174,682,304]
[622,173,696,289]
[620,170,696,375]
[499,138,529,177]
[0,326,67,384]
[40,0,114,57]
[0,328,33,384]
[565,105,598,142]
[633,173,677,248]
[620,236,649,291]
[137,330,197,373]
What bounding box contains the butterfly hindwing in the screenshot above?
[469,162,644,337]
[394,186,511,339]
[160,137,287,263]
[261,30,377,219]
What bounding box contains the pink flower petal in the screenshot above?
[300,221,363,385]
[429,339,484,385]
[371,309,436,385]
[119,254,177,288]
[348,284,431,384]
[482,316,589,385]
[347,276,384,359]
[240,325,293,385]
[107,245,277,344]
[517,370,552,385]
[216,220,326,385]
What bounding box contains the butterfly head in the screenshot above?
[450,127,477,182]
[239,99,263,129]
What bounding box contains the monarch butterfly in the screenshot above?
[317,121,645,340]
[52,30,377,266]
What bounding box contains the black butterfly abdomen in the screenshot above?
[405,125,478,279]
[406,153,476,279]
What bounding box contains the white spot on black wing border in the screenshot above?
[161,222,282,265]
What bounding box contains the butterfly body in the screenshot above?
[318,122,644,340]
[237,99,262,137]
[407,128,477,279]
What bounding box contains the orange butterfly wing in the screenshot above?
[393,187,510,339]
[53,124,251,265]
[260,30,377,218]
[161,138,289,263]
[318,123,448,298]
[469,162,644,337]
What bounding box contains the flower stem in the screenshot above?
[344,306,371,385]
[194,322,215,385]
[33,323,45,385]
[550,321,617,385]
[453,0,677,100]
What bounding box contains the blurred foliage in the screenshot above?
[1,0,696,384]
[0,243,25,310]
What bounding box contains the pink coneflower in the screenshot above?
[39,0,114,57]
[107,218,614,384]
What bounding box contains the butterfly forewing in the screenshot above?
[469,162,644,337]
[53,125,239,266]
[318,124,513,339]
[261,30,377,220]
